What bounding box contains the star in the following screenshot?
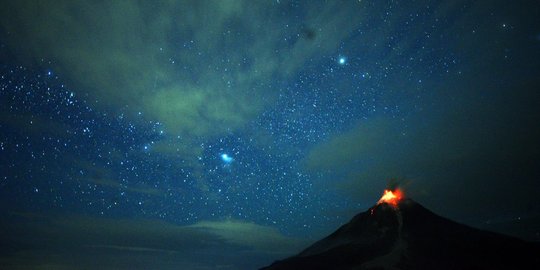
[338,56,347,65]
[142,143,152,153]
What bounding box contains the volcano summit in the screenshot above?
[261,191,539,270]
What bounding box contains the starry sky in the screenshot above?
[1,0,539,269]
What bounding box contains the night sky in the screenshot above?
[1,1,539,269]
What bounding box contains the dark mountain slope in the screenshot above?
[262,199,540,270]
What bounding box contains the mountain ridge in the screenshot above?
[261,198,540,270]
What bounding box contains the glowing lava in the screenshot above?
[377,189,404,207]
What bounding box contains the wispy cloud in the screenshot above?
[0,212,304,269]
[0,0,364,159]
[302,75,540,219]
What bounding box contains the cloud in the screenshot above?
[302,76,540,222]
[302,117,417,202]
[87,176,164,197]
[0,109,71,138]
[0,0,365,159]
[71,157,166,197]
[189,219,305,254]
[0,213,304,270]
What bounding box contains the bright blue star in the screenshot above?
[338,56,347,65]
[143,143,152,153]
[221,153,234,163]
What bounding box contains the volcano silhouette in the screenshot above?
[261,199,540,270]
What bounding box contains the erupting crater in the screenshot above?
[377,188,404,207]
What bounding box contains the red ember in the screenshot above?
[377,189,403,206]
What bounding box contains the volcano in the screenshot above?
[261,192,540,270]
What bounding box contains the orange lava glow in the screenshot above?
[377,189,404,206]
